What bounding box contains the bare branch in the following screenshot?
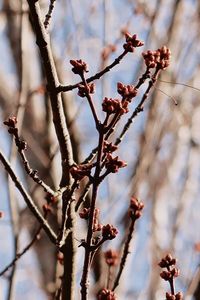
[0,225,42,277]
[27,0,74,187]
[0,149,57,244]
[44,0,57,30]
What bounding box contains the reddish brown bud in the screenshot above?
[4,116,17,128]
[166,293,176,300]
[166,292,183,300]
[158,254,177,268]
[17,140,27,151]
[129,196,144,219]
[160,270,171,281]
[77,83,95,97]
[102,224,118,240]
[103,142,118,154]
[102,97,122,114]
[79,208,90,219]
[142,46,171,70]
[70,164,92,180]
[123,33,144,52]
[0,211,4,219]
[157,46,171,70]
[70,59,88,74]
[120,100,129,115]
[175,292,183,300]
[171,267,180,278]
[142,50,158,68]
[98,288,117,300]
[102,97,129,115]
[104,249,119,266]
[105,154,127,173]
[117,82,138,100]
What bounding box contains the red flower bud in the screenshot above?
[70,59,88,74]
[102,224,118,240]
[98,288,117,300]
[4,116,17,128]
[104,249,119,266]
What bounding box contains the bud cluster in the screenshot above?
[77,82,95,97]
[102,224,118,240]
[117,82,138,101]
[104,249,119,266]
[70,163,94,181]
[98,288,117,300]
[128,196,144,220]
[103,141,118,154]
[70,59,88,75]
[165,292,183,300]
[142,46,171,70]
[105,154,127,173]
[102,97,129,115]
[159,254,183,300]
[123,33,144,53]
[4,117,27,151]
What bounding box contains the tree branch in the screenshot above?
[27,0,74,187]
[0,149,57,244]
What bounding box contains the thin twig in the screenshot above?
[80,129,105,300]
[80,73,100,130]
[4,121,55,196]
[112,219,135,291]
[115,68,160,146]
[57,50,128,93]
[44,0,56,30]
[0,149,57,244]
[159,79,200,92]
[75,180,91,212]
[0,225,42,277]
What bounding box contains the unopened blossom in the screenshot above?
[70,59,88,74]
[105,154,127,173]
[102,224,118,240]
[104,249,119,266]
[98,288,117,300]
[123,33,144,52]
[117,82,138,100]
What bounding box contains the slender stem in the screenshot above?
[44,0,56,29]
[9,127,55,195]
[80,74,100,130]
[112,219,135,291]
[80,129,104,300]
[169,278,175,295]
[0,225,42,277]
[107,265,111,289]
[57,50,128,93]
[115,69,160,146]
[0,149,57,244]
[75,180,91,212]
